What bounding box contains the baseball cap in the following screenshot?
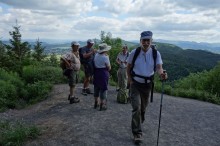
[87,39,94,44]
[71,41,80,46]
[140,31,153,40]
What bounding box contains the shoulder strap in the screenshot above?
[151,44,157,72]
[131,47,141,71]
[151,44,157,103]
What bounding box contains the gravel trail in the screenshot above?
[1,84,219,146]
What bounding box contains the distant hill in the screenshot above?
[155,42,220,80]
[2,39,220,81]
[31,40,220,81]
[155,39,220,54]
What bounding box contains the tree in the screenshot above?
[32,38,46,61]
[5,21,31,74]
[0,40,9,69]
[99,31,123,81]
[205,62,220,96]
[49,52,58,66]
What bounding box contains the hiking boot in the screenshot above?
[127,97,131,103]
[99,103,107,111]
[81,89,87,96]
[69,97,80,104]
[94,101,99,109]
[86,88,93,94]
[134,134,142,144]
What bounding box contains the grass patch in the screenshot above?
[0,121,40,146]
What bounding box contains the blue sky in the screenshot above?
[0,0,220,43]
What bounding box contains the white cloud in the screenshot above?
[167,0,220,12]
[0,0,97,16]
[0,0,219,43]
[100,0,173,17]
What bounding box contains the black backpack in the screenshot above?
[130,44,157,102]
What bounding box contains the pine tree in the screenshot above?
[5,21,31,74]
[32,38,46,61]
[0,40,9,69]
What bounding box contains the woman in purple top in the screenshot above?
[93,43,111,111]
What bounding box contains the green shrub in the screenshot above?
[77,70,84,83]
[22,65,64,84]
[25,81,52,104]
[0,69,29,111]
[0,121,40,146]
[109,78,117,86]
[0,80,17,109]
[0,69,25,98]
[169,87,220,105]
[164,85,172,95]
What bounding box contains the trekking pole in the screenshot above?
[157,71,166,146]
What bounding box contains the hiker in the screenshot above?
[116,45,129,90]
[60,41,81,104]
[116,45,130,103]
[80,39,96,95]
[127,31,167,143]
[93,43,111,111]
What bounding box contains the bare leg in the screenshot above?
[70,85,75,97]
[83,76,91,89]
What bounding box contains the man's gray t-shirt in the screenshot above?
[80,46,94,63]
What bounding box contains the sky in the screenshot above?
[0,0,220,43]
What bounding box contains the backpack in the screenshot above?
[117,88,129,104]
[60,59,66,70]
[60,59,72,77]
[130,44,157,102]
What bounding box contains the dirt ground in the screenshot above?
[0,84,220,146]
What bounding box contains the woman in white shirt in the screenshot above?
[93,43,111,111]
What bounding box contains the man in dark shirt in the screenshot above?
[80,39,96,95]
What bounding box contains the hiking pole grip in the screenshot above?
[160,70,166,81]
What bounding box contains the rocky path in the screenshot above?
[0,84,220,146]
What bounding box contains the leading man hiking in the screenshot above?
[127,31,167,144]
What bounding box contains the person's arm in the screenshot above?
[156,64,167,80]
[127,63,133,84]
[123,52,129,64]
[116,54,122,65]
[116,58,121,65]
[106,63,111,71]
[105,55,111,71]
[83,48,97,59]
[123,60,127,64]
